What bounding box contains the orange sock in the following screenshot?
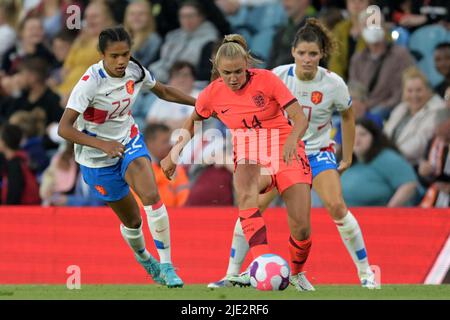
[288,236,311,275]
[239,208,270,259]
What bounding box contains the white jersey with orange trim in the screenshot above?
[272,65,352,155]
[65,60,156,168]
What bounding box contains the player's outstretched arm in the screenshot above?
[57,108,125,158]
[284,101,309,165]
[150,81,196,106]
[161,110,204,180]
[338,107,355,174]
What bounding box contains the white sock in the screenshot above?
[226,218,250,276]
[334,211,371,276]
[120,223,151,261]
[144,201,171,264]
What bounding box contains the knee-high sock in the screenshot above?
[120,222,151,261]
[334,211,371,275]
[238,208,270,259]
[226,218,250,276]
[144,200,171,264]
[288,235,312,275]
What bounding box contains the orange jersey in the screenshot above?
[196,69,299,166]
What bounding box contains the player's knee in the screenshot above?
[137,189,160,206]
[325,200,347,219]
[124,217,142,229]
[292,225,311,241]
[236,190,256,208]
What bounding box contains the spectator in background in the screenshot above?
[2,57,64,152]
[39,141,104,206]
[150,0,181,38]
[327,0,368,81]
[419,116,450,208]
[184,134,235,207]
[389,0,449,32]
[384,67,446,167]
[0,0,20,63]
[147,61,199,130]
[341,119,418,206]
[418,88,450,208]
[149,0,220,83]
[144,123,189,207]
[8,109,48,175]
[0,124,40,205]
[56,0,115,99]
[333,81,383,154]
[349,15,415,119]
[1,15,57,75]
[3,58,63,128]
[152,0,230,38]
[26,0,63,41]
[267,0,315,69]
[434,42,450,99]
[47,29,78,90]
[124,0,162,68]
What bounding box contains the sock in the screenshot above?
[334,211,371,276]
[120,222,151,261]
[144,200,171,264]
[288,235,312,275]
[238,208,270,259]
[226,218,250,276]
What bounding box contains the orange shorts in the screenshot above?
[235,141,312,195]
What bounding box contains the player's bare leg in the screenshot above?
[313,170,377,289]
[125,156,183,288]
[108,192,164,285]
[281,183,315,291]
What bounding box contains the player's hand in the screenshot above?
[161,155,177,180]
[283,137,300,166]
[337,159,352,174]
[100,140,125,158]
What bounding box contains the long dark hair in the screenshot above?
[292,18,338,59]
[98,26,145,83]
[356,118,397,163]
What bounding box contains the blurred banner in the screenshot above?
[0,207,449,284]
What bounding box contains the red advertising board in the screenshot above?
[0,207,448,284]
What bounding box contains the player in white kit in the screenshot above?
[209,18,378,290]
[58,27,196,288]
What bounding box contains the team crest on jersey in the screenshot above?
[95,185,107,196]
[311,91,323,105]
[126,80,135,95]
[252,91,266,108]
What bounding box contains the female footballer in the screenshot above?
[58,26,196,288]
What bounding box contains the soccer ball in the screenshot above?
[249,254,290,291]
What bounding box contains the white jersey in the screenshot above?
[66,60,156,168]
[272,65,352,155]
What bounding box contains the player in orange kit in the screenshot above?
[161,34,315,291]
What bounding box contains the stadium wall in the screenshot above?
[0,207,449,285]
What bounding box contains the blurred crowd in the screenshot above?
[0,0,448,208]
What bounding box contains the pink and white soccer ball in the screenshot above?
[249,254,290,291]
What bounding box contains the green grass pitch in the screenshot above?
[0,284,449,300]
